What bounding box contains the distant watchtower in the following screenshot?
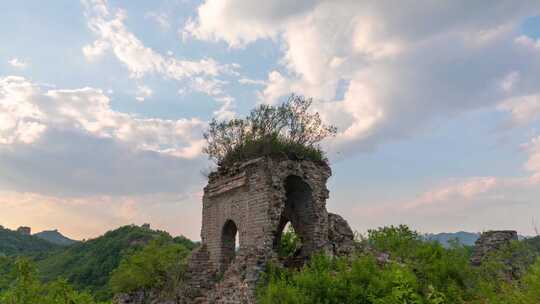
[17,226,31,235]
[186,157,354,303]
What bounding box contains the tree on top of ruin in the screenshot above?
[203,94,337,167]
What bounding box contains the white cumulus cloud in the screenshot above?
[81,0,240,117]
[186,0,540,157]
[135,84,153,102]
[8,58,28,69]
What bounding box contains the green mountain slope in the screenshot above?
[34,229,78,246]
[426,231,480,247]
[36,225,196,301]
[0,226,60,257]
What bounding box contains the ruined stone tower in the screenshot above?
[185,157,354,303]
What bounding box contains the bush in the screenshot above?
[257,225,540,304]
[0,258,102,304]
[109,238,191,302]
[258,254,425,304]
[278,225,302,259]
[203,94,337,166]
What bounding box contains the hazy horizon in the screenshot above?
[1,1,540,241]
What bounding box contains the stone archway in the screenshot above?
[273,175,318,259]
[220,219,239,272]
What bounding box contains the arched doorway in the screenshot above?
[221,219,239,272]
[273,175,316,263]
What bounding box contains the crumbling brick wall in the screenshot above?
[184,157,354,303]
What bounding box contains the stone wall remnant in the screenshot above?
[17,226,31,235]
[470,230,518,266]
[183,157,355,303]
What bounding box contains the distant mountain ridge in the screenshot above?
[425,231,480,247]
[34,229,78,246]
[0,226,60,256]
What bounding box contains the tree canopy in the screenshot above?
[203,94,337,166]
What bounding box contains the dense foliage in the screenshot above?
[203,94,337,166]
[258,225,540,304]
[0,258,105,304]
[0,226,60,257]
[37,225,195,301]
[110,237,192,302]
[524,235,540,253]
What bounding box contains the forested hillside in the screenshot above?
[36,225,196,300]
[0,226,60,257]
[0,225,197,302]
[34,229,78,246]
[425,231,480,247]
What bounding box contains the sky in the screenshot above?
[1,0,540,241]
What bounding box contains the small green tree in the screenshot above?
[0,258,99,304]
[203,94,337,166]
[278,225,302,259]
[109,238,191,301]
[0,258,41,304]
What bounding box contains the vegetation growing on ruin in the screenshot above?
[277,225,302,259]
[258,225,540,304]
[203,94,337,166]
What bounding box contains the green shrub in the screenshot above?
[278,225,302,259]
[258,254,426,304]
[203,94,337,166]
[0,258,102,304]
[109,238,191,301]
[257,225,540,304]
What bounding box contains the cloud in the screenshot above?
[515,35,540,50]
[398,134,540,211]
[238,78,266,86]
[500,71,520,92]
[524,135,540,181]
[145,11,171,30]
[0,76,205,158]
[82,40,109,61]
[8,58,28,69]
[81,0,239,116]
[0,76,209,198]
[342,132,540,234]
[498,94,540,126]
[135,84,153,102]
[186,0,540,157]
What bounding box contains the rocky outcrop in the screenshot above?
[327,213,355,256]
[470,230,518,266]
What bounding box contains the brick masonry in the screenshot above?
[183,157,355,303]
